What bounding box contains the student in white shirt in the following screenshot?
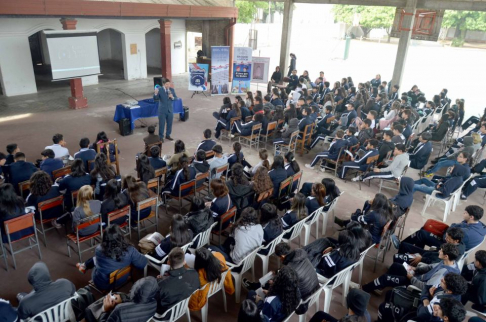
[45,133,69,159]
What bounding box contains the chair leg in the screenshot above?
[235,275,242,303]
[9,244,16,270]
[40,222,47,247]
[222,287,228,312]
[323,288,331,313]
[77,244,82,263]
[186,308,191,322]
[315,220,319,240]
[144,265,148,277]
[262,256,269,276]
[343,272,351,306]
[201,302,208,322]
[1,244,8,272]
[303,226,310,246]
[358,263,363,285]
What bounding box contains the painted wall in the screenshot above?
[171,19,186,74]
[146,28,161,68]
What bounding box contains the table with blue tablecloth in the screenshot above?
[113,98,184,131]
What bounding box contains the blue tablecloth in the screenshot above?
[113,98,184,130]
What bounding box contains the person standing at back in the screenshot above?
[154,79,177,142]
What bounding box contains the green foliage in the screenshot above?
[451,37,465,47]
[332,5,395,30]
[442,10,486,32]
[236,1,270,23]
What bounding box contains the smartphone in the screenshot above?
[109,291,116,301]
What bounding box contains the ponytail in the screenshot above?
[285,152,300,173]
[259,148,270,170]
[233,142,242,164]
[179,156,190,180]
[313,183,326,206]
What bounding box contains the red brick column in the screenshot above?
[60,18,88,109]
[159,19,172,81]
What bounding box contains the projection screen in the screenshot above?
[44,30,101,80]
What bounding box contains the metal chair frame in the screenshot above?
[67,213,103,262]
[239,123,262,150]
[36,195,64,247]
[136,197,159,240]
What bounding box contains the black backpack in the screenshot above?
[71,286,95,321]
[389,286,422,322]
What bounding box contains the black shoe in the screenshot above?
[165,136,174,141]
[334,217,346,227]
[242,278,261,291]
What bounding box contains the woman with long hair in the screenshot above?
[91,131,118,162]
[76,225,147,290]
[238,99,252,121]
[345,221,373,253]
[246,91,255,108]
[281,192,308,231]
[379,100,400,129]
[259,203,282,248]
[57,159,91,209]
[322,93,335,113]
[0,183,33,243]
[188,247,235,311]
[163,156,196,197]
[184,196,214,235]
[430,114,450,141]
[305,183,326,215]
[137,153,155,184]
[252,166,274,195]
[26,170,62,221]
[100,178,128,224]
[90,153,117,200]
[299,178,340,212]
[270,66,282,85]
[284,151,300,177]
[153,214,193,260]
[269,155,287,198]
[208,179,233,229]
[251,148,271,176]
[228,141,251,169]
[72,185,102,236]
[167,140,189,173]
[123,175,151,227]
[227,163,253,211]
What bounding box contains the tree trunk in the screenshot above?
[454,17,466,38]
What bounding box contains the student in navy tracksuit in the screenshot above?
[228,141,252,170]
[284,151,300,177]
[147,145,166,170]
[298,106,314,138]
[162,156,196,197]
[344,127,359,147]
[73,138,97,171]
[306,129,348,169]
[409,132,433,169]
[305,183,326,215]
[339,139,379,179]
[413,164,468,198]
[213,103,241,139]
[315,105,334,135]
[57,159,91,210]
[9,152,38,195]
[231,113,264,136]
[39,149,64,179]
[208,179,233,230]
[195,129,217,153]
[462,159,486,200]
[269,155,288,198]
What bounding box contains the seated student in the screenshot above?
[461,250,486,312]
[388,177,415,216]
[148,145,167,170]
[167,140,189,174]
[269,155,288,198]
[100,179,128,225]
[26,171,62,222]
[281,193,308,232]
[39,149,64,179]
[188,248,234,311]
[123,176,151,227]
[310,289,371,322]
[335,193,394,245]
[207,179,233,229]
[184,196,214,236]
[304,230,360,278]
[137,154,155,184]
[284,151,300,178]
[238,100,252,121]
[394,226,465,269]
[76,224,146,288]
[409,132,433,169]
[314,105,334,136]
[45,133,70,159]
[90,153,117,201]
[58,159,91,210]
[362,243,460,293]
[378,130,395,164]
[0,183,33,243]
[74,137,97,171]
[461,159,486,200]
[0,298,18,322]
[301,178,341,213]
[357,119,374,146]
[195,129,217,153]
[338,139,379,179]
[305,129,348,169]
[162,156,196,198]
[155,248,200,319]
[424,150,471,179]
[191,149,210,174]
[305,183,326,215]
[9,152,37,194]
[90,131,118,163]
[252,166,274,197]
[431,298,466,322]
[260,203,283,248]
[273,117,299,147]
[208,145,229,179]
[379,101,400,129]
[412,164,468,198]
[231,113,264,138]
[209,207,263,264]
[153,214,193,260]
[344,127,359,147]
[226,163,253,211]
[251,148,271,176]
[392,124,406,144]
[430,114,451,142]
[263,95,275,111]
[359,144,409,182]
[17,262,76,320]
[213,102,242,139]
[298,106,313,134]
[72,185,102,236]
[5,143,19,165]
[85,276,158,322]
[228,141,252,170]
[143,125,160,146]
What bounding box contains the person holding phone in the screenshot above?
[154,78,178,142]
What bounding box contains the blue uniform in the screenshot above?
[73,148,97,171]
[309,138,347,167]
[154,87,177,139]
[40,158,64,179]
[269,167,288,198]
[340,148,379,178]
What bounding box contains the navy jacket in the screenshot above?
[58,174,91,208]
[305,196,321,216]
[317,113,333,129]
[355,148,379,165]
[73,149,97,171]
[327,139,348,160]
[352,209,387,244]
[40,158,64,179]
[263,220,283,245]
[167,166,197,196]
[149,157,167,170]
[210,194,233,221]
[195,139,217,152]
[270,98,284,107]
[409,141,432,169]
[346,110,357,127]
[10,161,38,194]
[345,135,359,147]
[298,116,313,132]
[26,186,62,220]
[317,250,356,278]
[241,106,252,120]
[269,167,288,198]
[449,221,486,251]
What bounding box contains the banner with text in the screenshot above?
[210,46,230,95]
[231,47,252,94]
[251,57,270,84]
[188,63,208,91]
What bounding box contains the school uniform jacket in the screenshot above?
[169,167,197,196]
[195,139,217,152]
[409,141,432,169]
[73,148,97,170]
[327,139,348,160]
[298,116,313,132]
[317,250,357,278]
[269,168,288,198]
[305,196,321,216]
[355,148,379,166]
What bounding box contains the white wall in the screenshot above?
[171,19,186,74]
[146,28,161,68]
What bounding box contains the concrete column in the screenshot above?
[202,21,210,57]
[228,19,235,83]
[279,0,293,77]
[390,0,417,90]
[159,19,172,80]
[60,18,88,109]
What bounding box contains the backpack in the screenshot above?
[71,287,95,321]
[389,286,422,322]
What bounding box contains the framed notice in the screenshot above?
[251,57,270,84]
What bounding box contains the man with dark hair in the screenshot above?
[339,139,379,179]
[362,243,460,293]
[286,69,299,94]
[156,247,199,319]
[378,130,395,164]
[344,127,358,147]
[263,95,275,111]
[195,129,217,153]
[357,119,373,146]
[434,298,466,322]
[388,84,400,101]
[45,133,69,159]
[409,132,433,169]
[298,106,313,134]
[6,143,19,165]
[10,152,37,194]
[359,144,409,182]
[154,78,177,142]
[305,130,347,170]
[319,81,331,102]
[253,96,264,114]
[461,250,486,312]
[392,124,405,144]
[143,125,160,145]
[314,105,334,137]
[40,149,63,179]
[148,146,166,170]
[306,95,318,109]
[73,138,96,172]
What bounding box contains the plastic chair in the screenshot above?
[421,190,456,222]
[25,294,78,322]
[2,212,41,270]
[239,123,262,150]
[211,207,237,246]
[107,205,131,238]
[457,235,485,271]
[36,195,64,246]
[353,243,376,285]
[200,269,230,322]
[281,218,306,247]
[144,241,192,277]
[226,245,264,303]
[319,262,356,312]
[303,207,324,246]
[322,192,344,236]
[366,221,393,272]
[297,285,323,322]
[136,197,159,240]
[395,207,411,240]
[189,221,218,251]
[256,232,284,275]
[152,289,197,322]
[67,214,103,262]
[452,175,472,212]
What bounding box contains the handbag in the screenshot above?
[423,219,449,237]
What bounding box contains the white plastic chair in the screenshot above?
[318,263,356,312]
[452,175,472,212]
[226,245,264,303]
[152,289,197,322]
[256,232,284,276]
[322,192,344,236]
[297,286,323,322]
[421,190,456,222]
[282,218,306,247]
[353,243,376,285]
[457,236,485,271]
[303,207,324,246]
[189,222,218,252]
[144,242,192,277]
[200,269,230,322]
[23,294,78,322]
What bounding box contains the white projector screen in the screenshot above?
[44,30,101,80]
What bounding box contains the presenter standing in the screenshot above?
[154,79,177,142]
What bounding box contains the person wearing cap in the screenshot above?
[208,145,228,179]
[309,288,371,322]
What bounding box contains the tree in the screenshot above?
[332,5,395,41]
[235,1,270,23]
[442,10,486,46]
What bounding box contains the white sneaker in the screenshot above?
[230,134,235,138]
[305,164,314,170]
[351,176,362,182]
[319,167,326,173]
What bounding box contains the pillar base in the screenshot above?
[68,96,88,109]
